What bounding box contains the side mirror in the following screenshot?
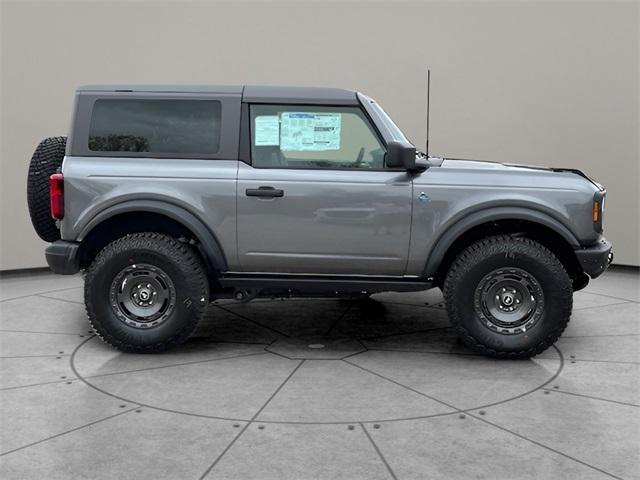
[385,141,416,170]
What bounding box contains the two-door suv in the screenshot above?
[27,85,613,357]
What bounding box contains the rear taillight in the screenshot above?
[49,173,64,219]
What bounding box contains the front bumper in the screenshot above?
[45,240,81,275]
[574,238,613,279]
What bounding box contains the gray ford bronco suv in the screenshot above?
[27,85,613,358]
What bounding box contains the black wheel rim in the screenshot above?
[109,263,176,329]
[473,267,544,335]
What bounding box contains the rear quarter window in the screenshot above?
[88,99,221,155]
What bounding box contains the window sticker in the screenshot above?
[280,112,341,151]
[254,115,280,146]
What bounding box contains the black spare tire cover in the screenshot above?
[27,136,67,242]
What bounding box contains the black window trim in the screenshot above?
[69,91,241,160]
[244,102,401,172]
[88,98,222,157]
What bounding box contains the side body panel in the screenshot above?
[61,89,242,271]
[60,157,241,269]
[407,160,602,276]
[234,91,415,276]
[236,163,413,275]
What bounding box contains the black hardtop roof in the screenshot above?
[243,85,358,105]
[76,85,359,105]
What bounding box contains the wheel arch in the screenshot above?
[424,207,584,287]
[77,200,228,273]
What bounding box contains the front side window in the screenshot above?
[250,105,385,169]
[89,99,221,155]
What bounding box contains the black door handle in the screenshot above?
[245,186,284,198]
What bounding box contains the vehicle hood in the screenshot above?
[440,158,604,190]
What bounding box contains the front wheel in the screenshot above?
[443,236,572,359]
[85,233,209,353]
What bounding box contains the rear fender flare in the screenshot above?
[78,200,228,272]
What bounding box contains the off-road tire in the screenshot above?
[27,136,67,242]
[85,233,209,353]
[443,235,572,359]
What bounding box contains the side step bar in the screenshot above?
[218,273,433,295]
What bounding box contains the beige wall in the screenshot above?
[1,0,638,269]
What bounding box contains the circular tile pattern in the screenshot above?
[3,274,638,480]
[72,298,562,424]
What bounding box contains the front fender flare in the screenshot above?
[423,207,580,277]
[78,200,228,272]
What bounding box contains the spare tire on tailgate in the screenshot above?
[27,136,67,242]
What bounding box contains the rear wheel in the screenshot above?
[85,233,209,353]
[443,235,572,359]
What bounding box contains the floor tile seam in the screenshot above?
[573,301,632,311]
[541,388,640,408]
[204,340,270,346]
[0,285,83,303]
[467,413,625,480]
[364,347,483,357]
[564,358,640,365]
[264,351,369,362]
[353,340,590,477]
[451,346,565,411]
[251,411,460,425]
[0,377,80,392]
[80,351,271,379]
[341,346,370,361]
[360,325,453,341]
[247,359,306,422]
[0,293,36,302]
[345,345,565,415]
[0,329,86,337]
[213,304,292,338]
[561,333,640,338]
[581,291,640,304]
[35,293,84,306]
[323,298,353,336]
[0,407,140,458]
[0,354,71,359]
[379,300,446,311]
[359,423,398,480]
[198,359,305,479]
[342,358,460,412]
[196,422,251,480]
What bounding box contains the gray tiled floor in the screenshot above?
[0,268,638,479]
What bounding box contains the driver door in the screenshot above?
[236,103,413,275]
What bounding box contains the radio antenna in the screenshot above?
[425,68,431,158]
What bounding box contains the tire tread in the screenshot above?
[27,136,67,242]
[84,232,208,353]
[443,235,572,359]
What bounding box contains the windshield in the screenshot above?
[369,101,411,145]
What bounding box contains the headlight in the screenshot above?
[593,190,605,233]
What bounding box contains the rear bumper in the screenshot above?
[45,241,81,275]
[575,238,613,279]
